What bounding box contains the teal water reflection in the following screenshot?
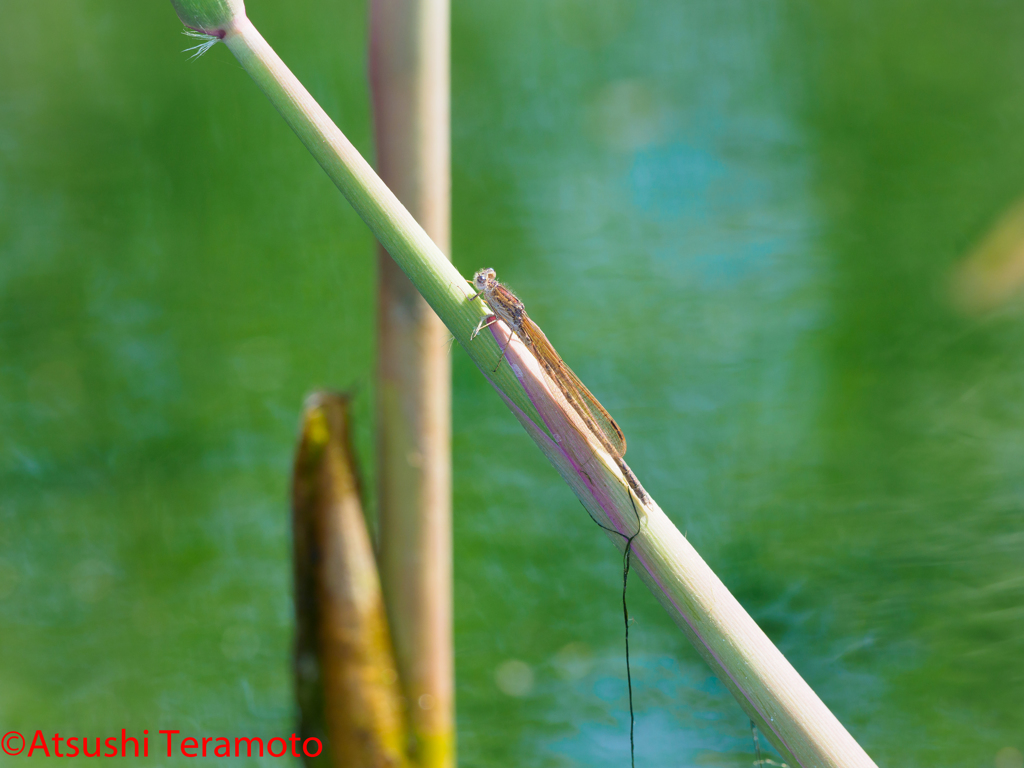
[2,1,1023,766]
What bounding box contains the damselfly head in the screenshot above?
[473,268,497,293]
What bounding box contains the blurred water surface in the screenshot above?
[2,1,1023,766]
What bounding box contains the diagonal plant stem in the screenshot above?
[214,12,541,429]
[484,322,874,768]
[168,3,880,766]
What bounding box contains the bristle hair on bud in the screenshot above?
[170,0,245,35]
[183,30,220,60]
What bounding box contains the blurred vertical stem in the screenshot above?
[368,0,454,765]
[292,393,410,768]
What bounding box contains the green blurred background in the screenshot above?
[2,1,1024,766]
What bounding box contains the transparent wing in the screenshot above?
[521,317,627,458]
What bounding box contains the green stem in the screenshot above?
[493,323,877,768]
[170,5,879,767]
[218,15,541,421]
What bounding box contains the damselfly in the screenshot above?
[469,267,650,504]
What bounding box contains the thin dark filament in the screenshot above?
[622,528,636,768]
[581,491,642,768]
[751,720,764,767]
